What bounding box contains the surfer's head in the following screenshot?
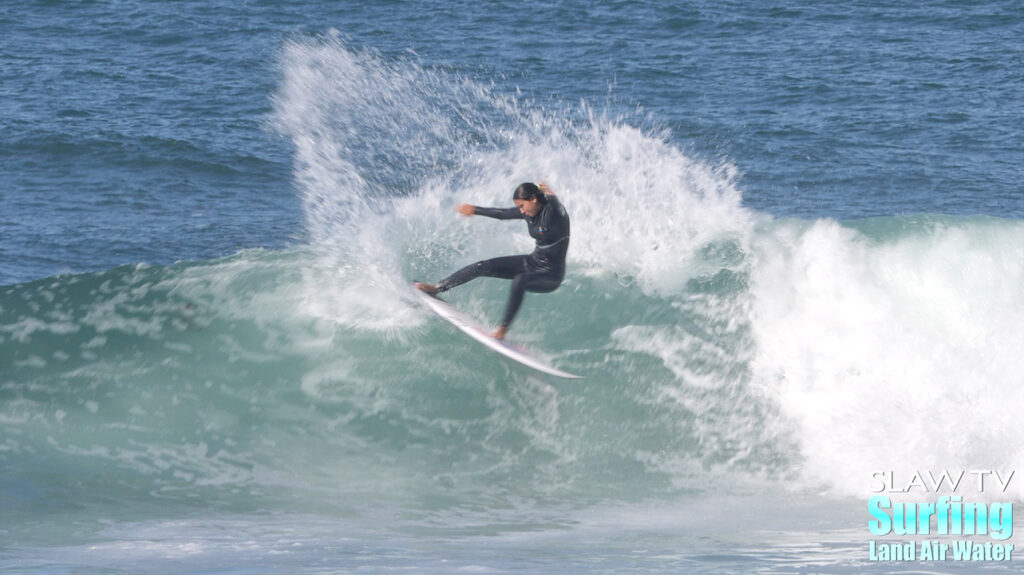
[513,182,546,217]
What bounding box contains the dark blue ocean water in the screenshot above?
[2,2,1023,574]
[2,1,1021,285]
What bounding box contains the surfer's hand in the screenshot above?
[455,203,476,216]
[538,182,555,196]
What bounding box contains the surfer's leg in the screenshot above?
[498,271,561,329]
[436,255,528,292]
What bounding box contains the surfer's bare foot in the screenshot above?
[414,282,439,295]
[492,326,507,340]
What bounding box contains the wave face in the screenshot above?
[3,39,1023,536]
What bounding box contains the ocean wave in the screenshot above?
[3,38,1022,524]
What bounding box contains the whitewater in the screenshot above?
[3,34,1023,575]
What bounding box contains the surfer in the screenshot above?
[415,182,570,340]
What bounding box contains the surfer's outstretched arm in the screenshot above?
[456,203,521,220]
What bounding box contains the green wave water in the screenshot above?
[0,245,778,525]
[3,214,1022,541]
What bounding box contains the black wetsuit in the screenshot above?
[437,194,570,329]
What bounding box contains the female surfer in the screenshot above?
[415,182,570,340]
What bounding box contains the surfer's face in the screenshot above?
[515,198,541,217]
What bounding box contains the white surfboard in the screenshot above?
[412,283,582,379]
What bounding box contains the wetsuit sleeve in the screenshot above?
[473,206,522,220]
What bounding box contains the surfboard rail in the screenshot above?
[412,283,582,379]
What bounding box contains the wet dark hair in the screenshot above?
[512,182,547,204]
